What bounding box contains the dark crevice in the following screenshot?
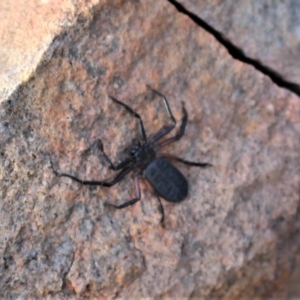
[168,0,300,97]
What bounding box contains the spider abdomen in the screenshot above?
[145,157,188,202]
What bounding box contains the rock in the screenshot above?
[0,0,100,104]
[175,0,300,87]
[0,0,299,299]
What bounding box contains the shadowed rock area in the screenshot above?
[0,0,300,299]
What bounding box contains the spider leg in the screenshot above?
[109,96,147,143]
[105,172,141,209]
[146,85,176,144]
[154,192,165,225]
[160,153,212,168]
[95,139,132,170]
[155,102,188,150]
[56,166,133,186]
[144,178,165,225]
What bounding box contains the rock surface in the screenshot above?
[176,0,300,87]
[0,0,300,299]
[0,0,100,104]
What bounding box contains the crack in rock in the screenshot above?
[167,0,300,97]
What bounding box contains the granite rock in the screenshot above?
[176,0,300,87]
[0,0,300,299]
[0,0,100,104]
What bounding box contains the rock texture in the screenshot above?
[176,0,300,87]
[0,0,300,299]
[0,0,100,104]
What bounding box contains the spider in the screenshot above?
[56,85,212,224]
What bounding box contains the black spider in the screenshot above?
[56,85,212,224]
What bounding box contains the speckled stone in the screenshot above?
[176,0,300,86]
[0,0,100,104]
[0,0,299,299]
